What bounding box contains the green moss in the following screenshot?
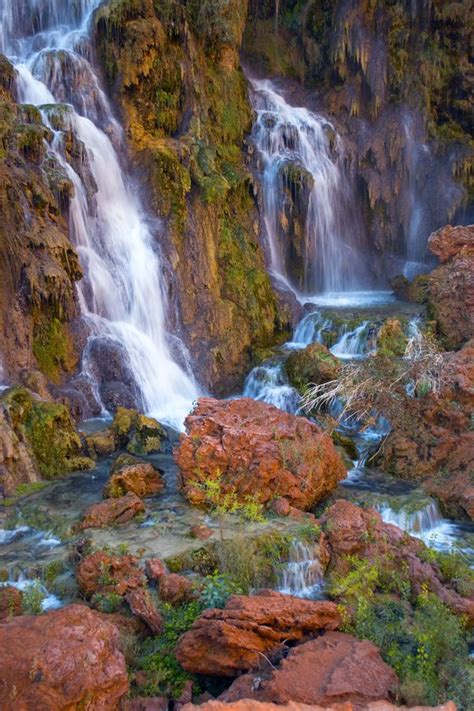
[286,342,341,394]
[377,318,408,358]
[2,387,90,480]
[32,316,77,384]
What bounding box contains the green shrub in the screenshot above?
[22,582,45,615]
[199,571,243,608]
[134,601,203,699]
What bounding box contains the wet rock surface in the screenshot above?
[176,397,346,511]
[80,491,146,530]
[0,604,128,709]
[104,454,165,499]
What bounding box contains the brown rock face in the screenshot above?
[222,633,398,707]
[175,398,346,511]
[158,573,194,606]
[145,558,168,583]
[427,225,474,349]
[322,500,474,624]
[381,340,474,518]
[80,491,145,529]
[0,604,128,710]
[104,458,165,499]
[126,589,163,635]
[77,551,145,598]
[183,700,456,711]
[428,224,474,263]
[175,591,341,677]
[0,585,23,620]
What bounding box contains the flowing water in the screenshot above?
[250,80,367,294]
[278,540,324,598]
[242,362,299,413]
[0,0,199,429]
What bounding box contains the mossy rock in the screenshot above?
[285,343,341,394]
[0,387,94,479]
[332,430,358,460]
[376,318,408,358]
[111,406,166,454]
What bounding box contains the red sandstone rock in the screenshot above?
[428,223,474,263]
[221,632,398,707]
[182,701,456,711]
[158,573,194,606]
[124,699,169,711]
[175,591,341,676]
[145,558,168,583]
[0,585,23,620]
[175,398,346,511]
[190,524,213,539]
[104,459,165,499]
[427,227,474,348]
[0,604,128,709]
[79,491,145,529]
[126,588,163,635]
[77,551,145,598]
[322,500,474,624]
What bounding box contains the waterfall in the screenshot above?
[1,0,199,429]
[330,321,373,360]
[242,363,299,413]
[250,79,367,294]
[278,540,324,598]
[290,311,332,348]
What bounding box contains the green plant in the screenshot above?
[200,571,243,608]
[22,582,46,615]
[91,592,124,613]
[134,601,203,699]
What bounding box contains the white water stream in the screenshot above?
[250,79,367,294]
[0,0,199,428]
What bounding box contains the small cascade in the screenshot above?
[0,575,62,611]
[250,79,367,293]
[278,540,324,599]
[1,0,199,429]
[242,363,299,414]
[330,321,372,360]
[289,311,333,348]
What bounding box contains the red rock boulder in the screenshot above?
[126,589,163,635]
[77,551,145,598]
[427,224,474,348]
[145,558,168,583]
[175,398,346,511]
[0,604,128,709]
[428,223,474,263]
[103,455,165,499]
[175,591,341,677]
[221,632,398,707]
[79,491,145,529]
[182,701,456,711]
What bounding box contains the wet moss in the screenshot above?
[32,316,78,384]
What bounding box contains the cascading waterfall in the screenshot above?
[0,0,199,429]
[250,79,367,294]
[242,363,299,414]
[278,540,324,598]
[330,321,374,360]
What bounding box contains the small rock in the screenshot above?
[145,558,168,583]
[126,589,163,635]
[77,551,145,598]
[104,457,165,499]
[190,524,213,540]
[159,573,194,606]
[270,497,291,517]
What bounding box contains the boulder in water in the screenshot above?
[112,406,167,455]
[79,491,145,529]
[104,454,165,499]
[175,398,346,512]
[285,342,341,393]
[0,605,128,709]
[175,591,341,677]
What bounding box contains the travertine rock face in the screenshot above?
[175,397,346,511]
[0,605,129,710]
[427,225,474,349]
[175,591,341,676]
